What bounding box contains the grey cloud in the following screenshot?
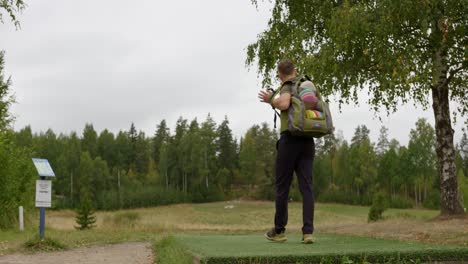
[2,0,465,145]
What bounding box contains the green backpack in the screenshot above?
[270,75,334,138]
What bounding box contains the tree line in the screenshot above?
[10,116,468,212]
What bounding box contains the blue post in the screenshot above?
[39,176,45,238]
[39,207,45,238]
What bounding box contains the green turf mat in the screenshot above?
[175,234,468,264]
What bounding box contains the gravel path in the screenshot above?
[0,242,154,264]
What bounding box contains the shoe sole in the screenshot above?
[264,234,287,242]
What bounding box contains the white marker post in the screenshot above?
[19,206,24,231]
[32,158,55,239]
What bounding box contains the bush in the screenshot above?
[368,192,389,222]
[0,131,36,229]
[24,236,66,252]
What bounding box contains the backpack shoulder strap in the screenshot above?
[291,75,309,95]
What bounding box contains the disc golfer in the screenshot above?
[257,60,316,244]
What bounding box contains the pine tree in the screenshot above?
[153,120,170,166]
[75,152,96,230]
[128,123,138,168]
[180,118,201,193]
[376,126,390,156]
[199,114,218,189]
[216,116,236,188]
[239,126,258,186]
[75,191,96,230]
[135,131,150,176]
[82,123,98,158]
[173,117,188,191]
[97,129,116,168]
[115,131,130,170]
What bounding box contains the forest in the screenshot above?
[5,114,468,221]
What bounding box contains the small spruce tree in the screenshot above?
[75,191,96,230]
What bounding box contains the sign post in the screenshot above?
[32,158,55,239]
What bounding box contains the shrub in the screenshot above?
[368,192,389,222]
[0,131,36,228]
[24,236,66,252]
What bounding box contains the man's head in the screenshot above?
[277,59,297,82]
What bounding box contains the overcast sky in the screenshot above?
[1,0,465,146]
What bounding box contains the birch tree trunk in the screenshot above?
[431,46,464,215]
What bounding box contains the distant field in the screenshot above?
[1,201,467,259]
[44,201,466,245]
[46,201,438,232]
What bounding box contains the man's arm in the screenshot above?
[271,93,291,111]
[258,90,291,111]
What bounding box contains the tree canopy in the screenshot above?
[0,0,25,27]
[247,0,467,215]
[248,0,466,114]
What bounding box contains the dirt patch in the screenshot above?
[0,242,153,264]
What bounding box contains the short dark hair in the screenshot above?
[277,59,295,75]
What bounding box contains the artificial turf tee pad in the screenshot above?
[175,234,468,264]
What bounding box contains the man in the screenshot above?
[257,59,316,244]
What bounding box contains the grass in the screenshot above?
[24,236,67,252]
[44,202,439,233]
[0,201,466,263]
[173,234,468,264]
[154,236,192,264]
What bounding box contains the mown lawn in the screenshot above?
[171,233,468,264]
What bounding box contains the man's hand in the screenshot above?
[258,90,273,104]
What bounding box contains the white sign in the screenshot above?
[32,158,55,177]
[35,180,52,208]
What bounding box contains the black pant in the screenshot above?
[274,132,315,234]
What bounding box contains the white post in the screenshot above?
[19,206,24,231]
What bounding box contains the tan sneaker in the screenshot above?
[302,234,314,244]
[264,228,287,242]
